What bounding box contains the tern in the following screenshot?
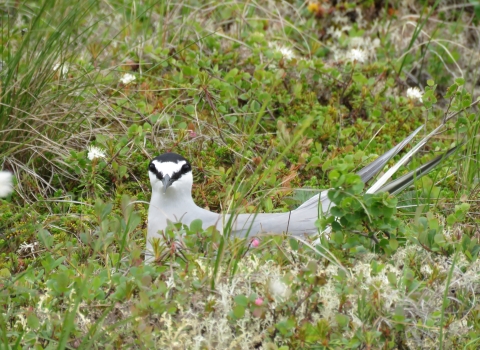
[146,126,458,262]
[0,171,13,198]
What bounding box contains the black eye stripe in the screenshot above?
[148,163,164,180]
[171,165,191,181]
[148,159,191,182]
[148,163,159,175]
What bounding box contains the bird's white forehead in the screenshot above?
[152,159,187,176]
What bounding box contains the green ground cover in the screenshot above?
[1,0,479,348]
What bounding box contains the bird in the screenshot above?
[0,171,13,198]
[146,126,458,263]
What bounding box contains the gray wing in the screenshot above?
[227,207,327,237]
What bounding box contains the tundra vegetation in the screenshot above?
[1,1,479,349]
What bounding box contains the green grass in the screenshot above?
[1,0,480,349]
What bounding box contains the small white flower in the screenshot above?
[120,73,136,85]
[53,62,69,76]
[327,28,344,39]
[269,278,291,301]
[348,48,367,63]
[406,87,423,103]
[270,43,295,61]
[0,171,13,197]
[87,146,106,161]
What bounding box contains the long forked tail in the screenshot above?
[309,127,460,242]
[365,132,460,195]
[374,145,460,195]
[356,126,424,183]
[299,126,456,213]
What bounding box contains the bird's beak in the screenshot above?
[161,174,173,194]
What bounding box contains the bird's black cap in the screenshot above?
[152,152,189,164]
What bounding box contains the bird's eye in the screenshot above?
[149,163,156,172]
[182,163,191,172]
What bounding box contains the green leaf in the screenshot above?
[389,239,399,251]
[234,294,249,307]
[126,213,141,234]
[454,77,465,86]
[190,219,203,233]
[0,268,11,278]
[462,95,473,108]
[330,206,345,217]
[55,272,70,294]
[38,229,54,249]
[293,82,303,98]
[445,83,458,99]
[184,105,195,114]
[118,165,127,178]
[353,72,368,85]
[177,121,187,129]
[387,272,397,286]
[275,318,296,336]
[182,65,198,76]
[335,313,350,328]
[233,305,245,318]
[27,313,40,330]
[289,238,299,251]
[225,68,239,79]
[307,156,322,169]
[434,234,446,245]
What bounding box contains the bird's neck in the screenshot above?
[150,187,196,208]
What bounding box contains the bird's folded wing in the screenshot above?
[228,209,323,237]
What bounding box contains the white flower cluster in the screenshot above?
[347,48,367,63]
[0,171,13,197]
[406,87,423,103]
[87,146,106,161]
[120,73,136,85]
[269,43,295,61]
